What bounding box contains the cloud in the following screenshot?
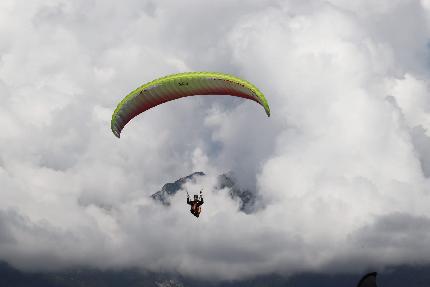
[1,0,430,280]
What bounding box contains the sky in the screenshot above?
[1,0,430,281]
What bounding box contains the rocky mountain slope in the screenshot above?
[150,172,258,213]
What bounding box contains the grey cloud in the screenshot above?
[355,213,430,249]
[410,126,430,177]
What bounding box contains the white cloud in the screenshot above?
[1,0,430,280]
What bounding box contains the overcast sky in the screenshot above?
[1,0,430,281]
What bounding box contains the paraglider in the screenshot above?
[111,72,270,217]
[111,72,270,138]
[187,189,204,218]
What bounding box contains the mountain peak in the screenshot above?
[151,172,257,213]
[150,172,205,205]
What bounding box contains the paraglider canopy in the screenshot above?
[111,72,270,138]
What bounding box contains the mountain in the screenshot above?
[150,171,258,213]
[151,172,206,205]
[0,261,183,287]
[2,261,430,286]
[215,172,258,213]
